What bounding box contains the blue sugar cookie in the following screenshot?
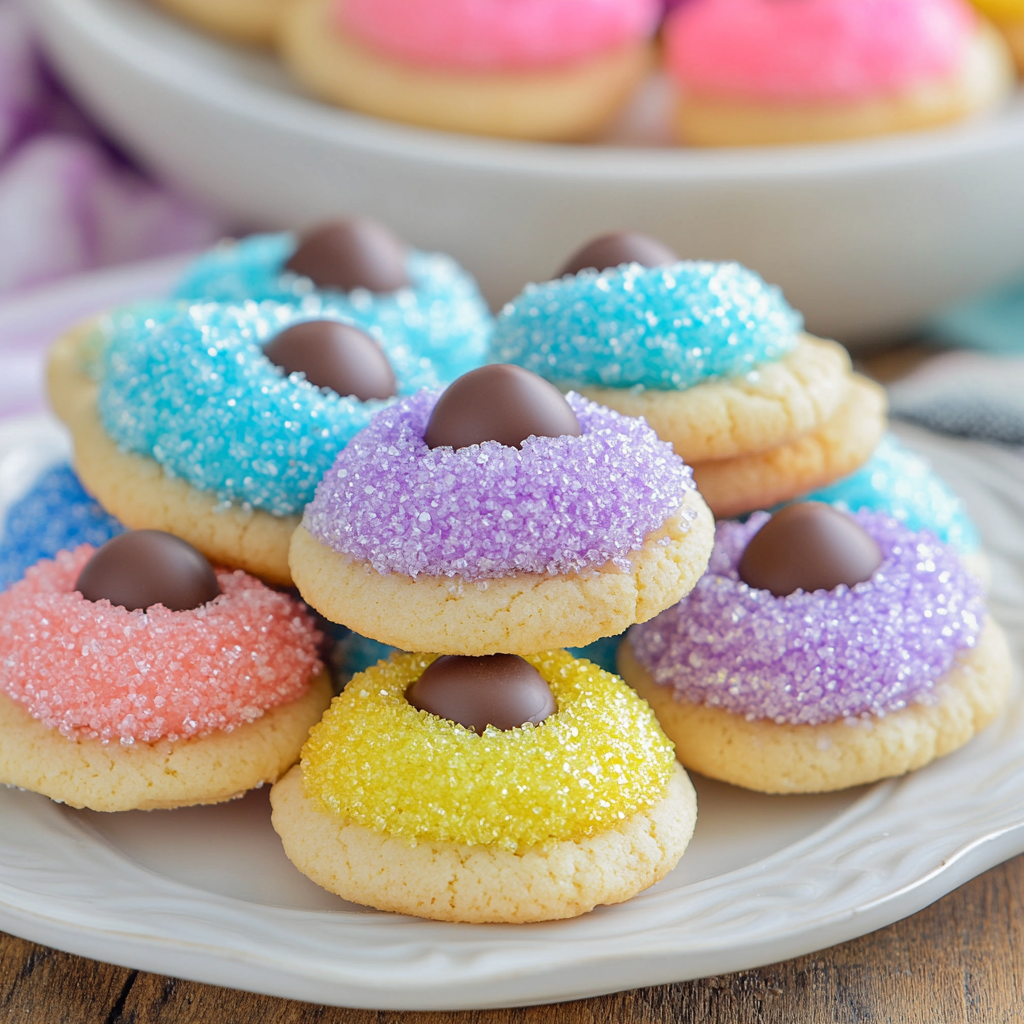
[96,299,458,517]
[492,260,801,390]
[174,232,492,384]
[0,463,124,590]
[790,434,980,554]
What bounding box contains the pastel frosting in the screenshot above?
[793,434,980,554]
[0,464,124,591]
[303,390,697,580]
[665,0,975,101]
[492,261,801,391]
[0,547,323,746]
[630,511,984,726]
[174,233,491,385]
[95,301,448,517]
[301,650,677,851]
[336,0,661,71]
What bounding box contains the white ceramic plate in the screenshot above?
[30,0,1024,345]
[0,413,1022,1010]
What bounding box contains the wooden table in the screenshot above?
[3,852,1023,1023]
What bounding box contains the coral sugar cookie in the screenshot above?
[664,0,1014,146]
[279,0,660,140]
[0,531,331,811]
[620,504,1011,793]
[271,650,696,923]
[290,364,714,655]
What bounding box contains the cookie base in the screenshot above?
[619,620,1012,794]
[691,373,887,519]
[577,334,852,464]
[999,18,1024,71]
[47,322,298,586]
[674,24,1014,146]
[290,489,715,656]
[279,0,654,141]
[0,671,333,812]
[270,761,696,924]
[151,0,286,45]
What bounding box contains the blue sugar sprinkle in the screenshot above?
[97,300,460,517]
[492,261,802,390]
[567,634,624,676]
[334,633,401,683]
[174,233,493,383]
[788,434,981,554]
[0,464,124,590]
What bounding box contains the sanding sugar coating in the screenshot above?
[302,649,677,850]
[0,547,322,746]
[664,0,974,101]
[792,434,981,554]
[95,300,452,517]
[630,511,985,726]
[492,261,801,391]
[174,233,492,384]
[0,463,124,591]
[303,390,696,579]
[337,0,661,71]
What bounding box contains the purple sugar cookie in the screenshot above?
[291,383,716,656]
[630,511,984,726]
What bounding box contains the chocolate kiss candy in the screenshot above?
[424,364,581,451]
[406,654,557,735]
[738,503,883,598]
[284,218,411,293]
[263,321,397,401]
[76,530,221,612]
[558,231,679,277]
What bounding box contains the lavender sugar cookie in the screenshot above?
[290,366,715,655]
[619,505,1011,793]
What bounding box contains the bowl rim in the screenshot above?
[39,0,1024,183]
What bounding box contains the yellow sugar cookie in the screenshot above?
[271,761,695,924]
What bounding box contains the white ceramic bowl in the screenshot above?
[31,0,1024,345]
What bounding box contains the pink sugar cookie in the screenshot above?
[336,0,661,71]
[0,547,322,746]
[665,0,975,101]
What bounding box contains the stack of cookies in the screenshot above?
[275,362,716,922]
[494,231,1011,794]
[492,231,887,519]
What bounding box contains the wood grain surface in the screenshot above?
[3,852,1023,1024]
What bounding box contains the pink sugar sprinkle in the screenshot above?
[336,0,660,72]
[0,547,323,745]
[665,0,974,101]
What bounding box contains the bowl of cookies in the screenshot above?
[29,0,1024,346]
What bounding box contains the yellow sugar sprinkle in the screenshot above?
[301,649,676,851]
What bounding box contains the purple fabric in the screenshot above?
[629,511,985,725]
[304,390,697,580]
[0,0,219,297]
